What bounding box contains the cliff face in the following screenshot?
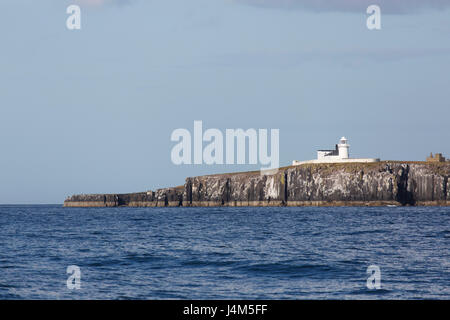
[64,162,449,207]
[64,187,184,207]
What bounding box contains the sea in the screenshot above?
[0,205,448,299]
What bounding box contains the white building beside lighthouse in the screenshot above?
[292,137,379,166]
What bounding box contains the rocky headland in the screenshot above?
[64,161,449,207]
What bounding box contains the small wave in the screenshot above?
[181,259,238,268]
[0,265,16,269]
[345,229,391,236]
[0,293,22,299]
[86,258,129,267]
[348,288,392,295]
[124,253,165,263]
[235,262,334,277]
[437,230,450,238]
[0,283,17,289]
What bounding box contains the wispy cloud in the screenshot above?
[234,0,450,14]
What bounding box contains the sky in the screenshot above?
[0,0,449,204]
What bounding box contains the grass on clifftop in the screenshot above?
[196,161,449,179]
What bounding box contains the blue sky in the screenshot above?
[0,0,449,203]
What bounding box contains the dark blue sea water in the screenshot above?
[0,205,449,299]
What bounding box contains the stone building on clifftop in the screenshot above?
[427,153,446,162]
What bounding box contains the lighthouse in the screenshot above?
[292,136,380,165]
[338,137,349,159]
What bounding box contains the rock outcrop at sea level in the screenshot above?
[64,162,449,207]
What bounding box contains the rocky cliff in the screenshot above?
[64,162,449,207]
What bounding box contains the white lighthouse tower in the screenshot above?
[338,137,349,159]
